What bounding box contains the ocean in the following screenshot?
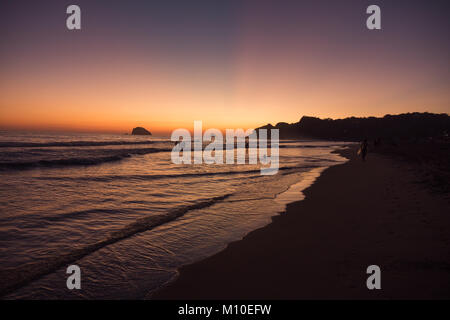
[0,131,348,299]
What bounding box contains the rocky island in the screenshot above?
[131,127,152,136]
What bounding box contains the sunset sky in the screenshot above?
[0,0,449,134]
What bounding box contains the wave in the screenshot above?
[36,169,265,182]
[31,165,318,183]
[0,140,164,148]
[278,144,346,149]
[0,147,171,171]
[0,164,319,226]
[0,194,232,297]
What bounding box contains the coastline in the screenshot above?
[0,139,347,299]
[152,146,450,299]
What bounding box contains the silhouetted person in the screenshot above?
[360,139,368,161]
[374,137,381,148]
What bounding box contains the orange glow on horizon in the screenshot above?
[1,2,449,134]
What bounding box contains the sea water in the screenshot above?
[0,131,348,299]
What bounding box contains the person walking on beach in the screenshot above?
[359,139,368,161]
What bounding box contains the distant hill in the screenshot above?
[257,112,450,141]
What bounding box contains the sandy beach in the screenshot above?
[153,146,450,299]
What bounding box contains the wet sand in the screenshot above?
[153,147,450,299]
